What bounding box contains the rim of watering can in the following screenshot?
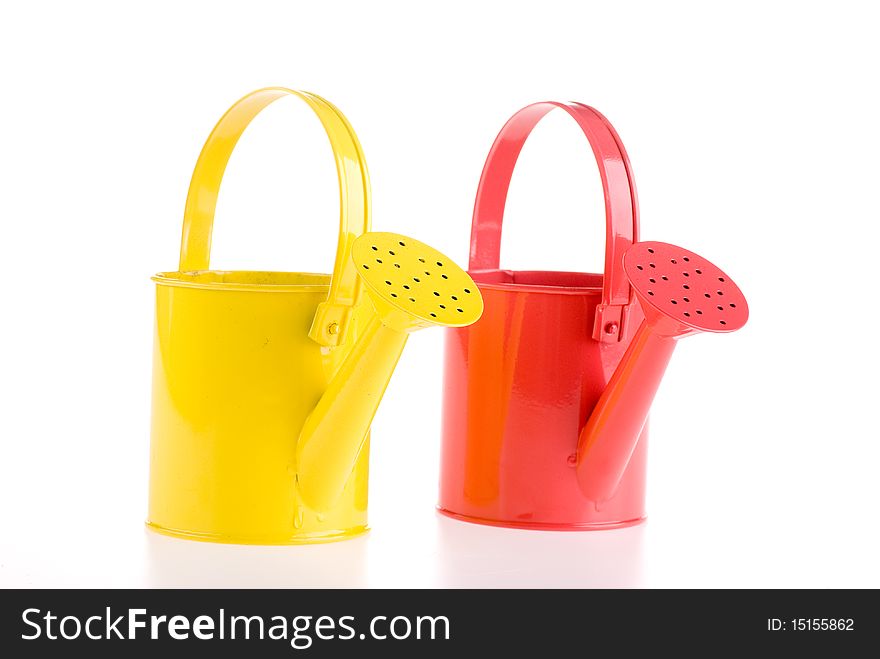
[152,270,333,293]
[468,269,605,296]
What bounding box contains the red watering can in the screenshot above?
[439,102,748,530]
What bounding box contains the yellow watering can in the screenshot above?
[147,88,482,544]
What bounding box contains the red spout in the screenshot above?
[576,241,748,502]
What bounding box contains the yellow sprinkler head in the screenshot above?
[352,232,483,332]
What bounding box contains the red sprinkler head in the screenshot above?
[625,241,748,337]
[576,241,748,503]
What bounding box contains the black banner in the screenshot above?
[0,589,874,656]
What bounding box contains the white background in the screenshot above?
[1,0,878,588]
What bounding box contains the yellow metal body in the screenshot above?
[148,88,372,544]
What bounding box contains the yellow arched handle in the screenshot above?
[178,87,371,346]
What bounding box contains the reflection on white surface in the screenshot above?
[141,517,643,588]
[145,529,368,588]
[433,515,645,588]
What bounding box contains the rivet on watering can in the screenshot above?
[604,322,618,335]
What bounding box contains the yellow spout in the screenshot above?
[296,232,483,512]
[297,315,407,511]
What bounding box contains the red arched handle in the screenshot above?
[469,102,640,342]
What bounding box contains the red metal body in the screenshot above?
[439,102,646,530]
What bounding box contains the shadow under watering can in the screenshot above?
[440,102,748,530]
[148,88,482,545]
